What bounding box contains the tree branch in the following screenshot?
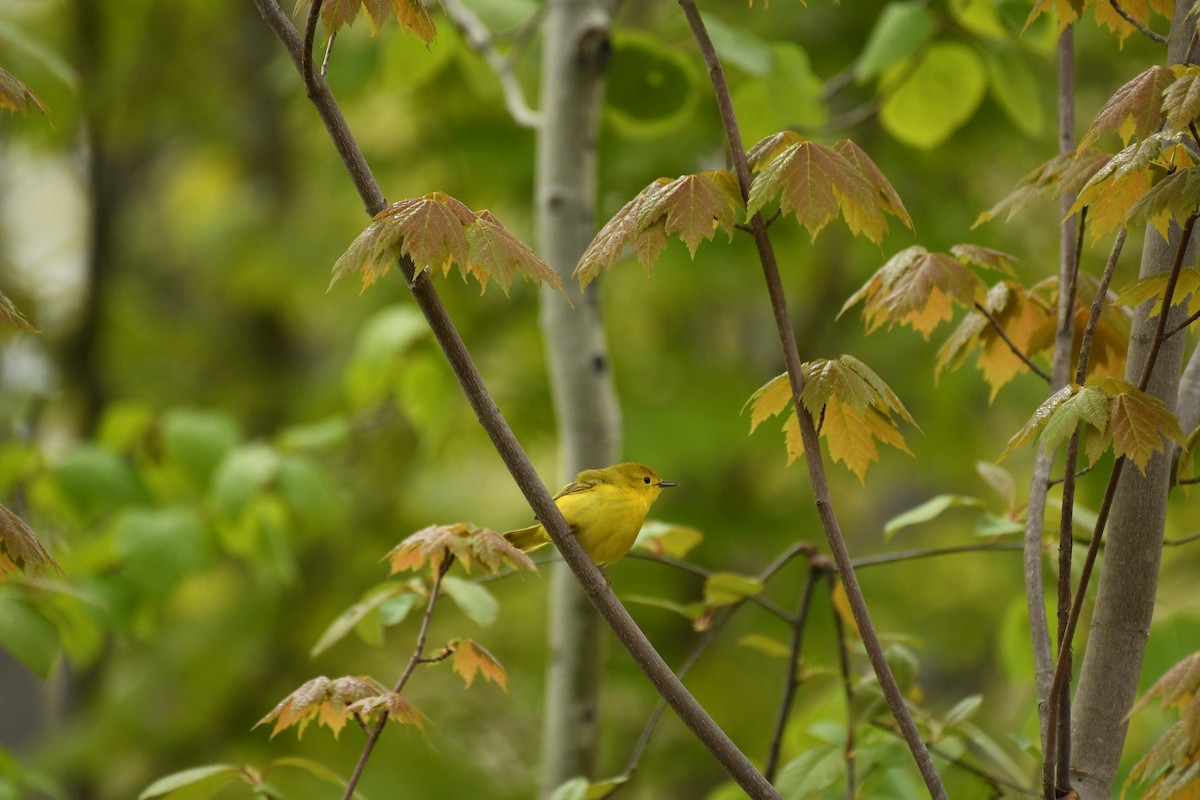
[441,0,542,129]
[1108,0,1168,43]
[763,564,822,782]
[676,2,946,797]
[342,556,453,800]
[252,3,778,795]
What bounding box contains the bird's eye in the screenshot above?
[643,476,651,484]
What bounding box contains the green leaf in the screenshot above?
[880,42,987,150]
[0,589,60,677]
[277,455,340,532]
[161,409,240,486]
[973,513,1026,537]
[855,1,936,81]
[941,694,983,728]
[114,508,211,597]
[703,572,764,606]
[984,47,1044,137]
[441,576,499,627]
[311,582,417,657]
[633,520,704,559]
[138,765,241,800]
[210,444,280,518]
[738,633,792,658]
[52,446,146,522]
[548,778,588,800]
[732,42,827,142]
[701,12,773,75]
[884,495,985,538]
[776,746,844,799]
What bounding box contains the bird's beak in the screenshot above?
[657,480,679,488]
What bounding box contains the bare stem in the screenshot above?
[1108,0,1168,43]
[763,565,822,781]
[676,2,946,796]
[973,302,1051,383]
[829,576,856,799]
[342,558,453,800]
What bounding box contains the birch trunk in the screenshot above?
[1069,8,1197,790]
[534,2,621,796]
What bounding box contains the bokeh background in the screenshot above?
[0,0,1197,797]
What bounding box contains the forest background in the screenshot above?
[0,0,1198,798]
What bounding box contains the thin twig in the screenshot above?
[1163,306,1200,340]
[852,541,1023,568]
[974,302,1051,383]
[763,565,822,781]
[441,0,542,128]
[1076,227,1125,384]
[827,575,856,799]
[1108,0,1168,43]
[1165,531,1200,545]
[321,32,336,77]
[676,3,946,797]
[615,542,819,794]
[1047,464,1095,486]
[342,557,453,800]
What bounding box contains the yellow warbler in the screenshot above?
[503,463,677,566]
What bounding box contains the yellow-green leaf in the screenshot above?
[1079,65,1175,150]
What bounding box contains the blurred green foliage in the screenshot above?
[0,1,1195,798]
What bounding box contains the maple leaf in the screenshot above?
[1123,652,1200,800]
[1025,0,1084,33]
[832,139,914,233]
[938,281,1055,399]
[1125,165,1200,240]
[1164,65,1200,133]
[331,193,560,297]
[1093,0,1155,43]
[743,373,794,433]
[384,523,535,577]
[1071,139,1164,242]
[1108,381,1184,472]
[747,135,887,243]
[841,245,985,339]
[746,355,914,481]
[451,638,508,689]
[0,66,46,115]
[0,292,36,333]
[974,150,1110,228]
[0,503,58,579]
[256,675,384,739]
[1114,268,1200,318]
[466,211,564,295]
[296,0,434,40]
[345,692,430,730]
[950,244,1020,276]
[1000,377,1182,471]
[1079,65,1176,150]
[574,171,740,289]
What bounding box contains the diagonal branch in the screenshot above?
[676,2,946,797]
[1108,0,1168,43]
[251,2,779,796]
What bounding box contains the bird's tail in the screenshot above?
[503,524,550,553]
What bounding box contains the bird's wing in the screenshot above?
[553,478,599,500]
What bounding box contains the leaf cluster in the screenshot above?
[1026,0,1171,40]
[575,131,910,288]
[294,0,434,41]
[383,521,536,577]
[841,244,1016,341]
[332,193,563,297]
[1001,376,1184,473]
[744,355,916,482]
[1124,652,1200,799]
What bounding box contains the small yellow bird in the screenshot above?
[503,463,677,566]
